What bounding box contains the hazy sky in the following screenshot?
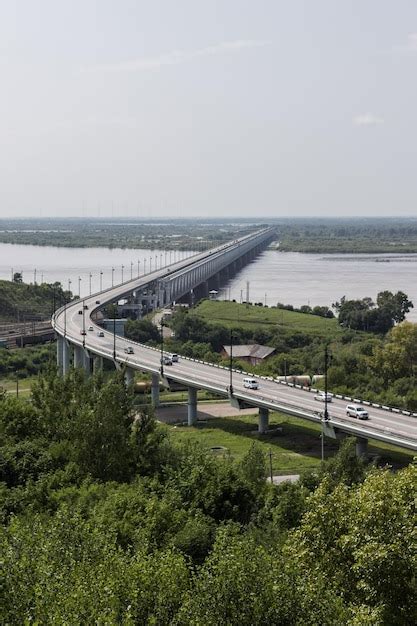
[1,1,417,218]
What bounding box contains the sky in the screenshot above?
[0,0,417,219]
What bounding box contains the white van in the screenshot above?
[170,353,179,362]
[243,377,259,390]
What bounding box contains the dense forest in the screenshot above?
[1,368,415,624]
[0,279,71,322]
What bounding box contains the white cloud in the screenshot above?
[353,113,384,127]
[84,40,270,73]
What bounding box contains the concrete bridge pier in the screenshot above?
[62,340,71,376]
[258,407,269,434]
[124,367,135,386]
[151,373,160,407]
[83,350,91,377]
[356,437,368,457]
[93,355,103,373]
[56,336,64,373]
[187,387,198,426]
[73,345,84,369]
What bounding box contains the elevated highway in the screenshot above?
[52,229,417,455]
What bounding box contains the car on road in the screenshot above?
[88,326,94,331]
[78,310,83,315]
[95,300,100,304]
[80,330,86,336]
[170,353,179,362]
[161,355,173,366]
[314,392,333,403]
[124,346,134,354]
[243,377,259,390]
[346,404,369,420]
[97,331,104,337]
[83,304,88,310]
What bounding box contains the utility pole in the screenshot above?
[229,330,234,395]
[82,302,86,348]
[16,372,19,397]
[321,345,330,464]
[268,448,273,483]
[160,322,164,377]
[113,307,116,360]
[246,281,250,307]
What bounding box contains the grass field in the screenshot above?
[195,300,343,338]
[167,409,415,475]
[0,376,35,396]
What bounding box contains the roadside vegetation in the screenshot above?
[1,368,415,624]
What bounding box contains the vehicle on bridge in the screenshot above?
[124,346,134,354]
[346,404,369,420]
[243,377,259,390]
[314,391,333,403]
[161,355,173,366]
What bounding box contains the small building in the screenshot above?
[221,343,275,366]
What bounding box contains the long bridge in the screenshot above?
[52,228,417,456]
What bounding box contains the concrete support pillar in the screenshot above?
[124,367,135,386]
[62,340,70,376]
[356,437,368,457]
[73,345,84,368]
[187,387,198,426]
[151,372,160,407]
[83,350,91,377]
[93,355,103,373]
[258,407,269,434]
[56,335,64,373]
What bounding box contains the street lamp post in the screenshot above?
[149,257,152,272]
[137,260,140,277]
[111,267,115,287]
[229,330,234,395]
[130,261,133,280]
[113,307,116,360]
[100,271,103,291]
[121,264,124,283]
[321,346,330,463]
[160,321,164,376]
[78,277,81,297]
[89,273,92,295]
[144,259,147,274]
[82,301,86,348]
[34,268,37,284]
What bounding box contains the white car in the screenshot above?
[124,346,134,354]
[88,326,94,331]
[314,392,333,403]
[346,404,369,420]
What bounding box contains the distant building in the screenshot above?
[221,343,275,366]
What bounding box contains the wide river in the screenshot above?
[1,243,417,320]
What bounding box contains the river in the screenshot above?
[223,249,417,321]
[0,243,194,298]
[1,243,417,320]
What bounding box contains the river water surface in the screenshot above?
[1,243,417,320]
